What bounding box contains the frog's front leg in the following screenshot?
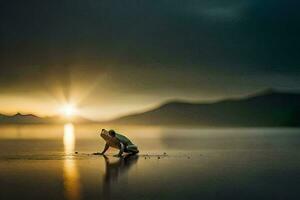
[99,143,109,155]
[114,143,124,157]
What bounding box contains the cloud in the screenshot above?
[0,0,299,118]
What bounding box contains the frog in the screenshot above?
[99,129,139,157]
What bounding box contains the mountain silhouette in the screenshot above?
[110,89,300,127]
[0,113,44,124]
[0,113,93,124]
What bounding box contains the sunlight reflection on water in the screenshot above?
[64,123,75,154]
[63,123,81,200]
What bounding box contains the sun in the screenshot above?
[61,104,77,117]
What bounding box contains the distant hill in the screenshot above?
[0,113,45,124]
[0,113,93,124]
[110,89,300,127]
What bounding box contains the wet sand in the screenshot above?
[1,150,300,200]
[1,125,300,200]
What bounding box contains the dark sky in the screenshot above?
[0,0,300,119]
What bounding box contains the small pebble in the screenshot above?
[158,156,160,159]
[75,152,78,154]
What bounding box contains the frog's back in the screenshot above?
[115,133,133,145]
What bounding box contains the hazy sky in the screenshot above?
[1,0,300,119]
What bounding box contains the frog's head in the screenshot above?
[100,129,116,142]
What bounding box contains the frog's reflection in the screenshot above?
[102,154,139,199]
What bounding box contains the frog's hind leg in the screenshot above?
[126,144,139,154]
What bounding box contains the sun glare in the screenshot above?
[61,104,77,117]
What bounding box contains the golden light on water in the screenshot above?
[64,123,75,154]
[63,123,81,200]
[64,159,81,200]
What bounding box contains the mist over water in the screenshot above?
[0,125,300,200]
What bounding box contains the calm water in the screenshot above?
[0,124,300,200]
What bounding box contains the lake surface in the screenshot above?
[0,124,300,200]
